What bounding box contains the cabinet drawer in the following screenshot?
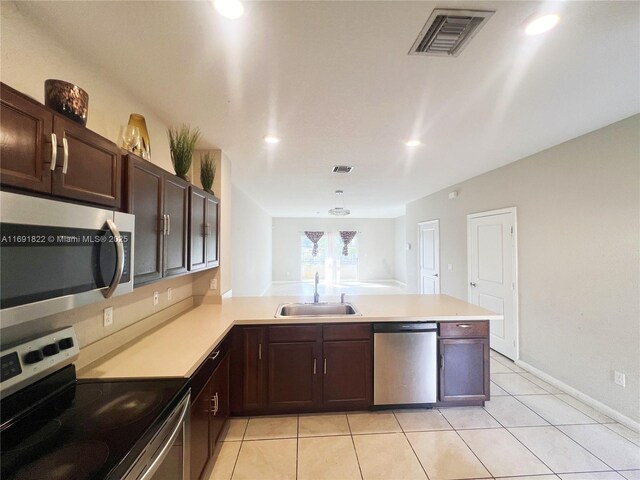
[440,321,489,338]
[268,325,321,342]
[323,324,371,341]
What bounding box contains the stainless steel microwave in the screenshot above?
[0,192,134,328]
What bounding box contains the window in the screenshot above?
[300,233,358,282]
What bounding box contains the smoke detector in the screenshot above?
[409,9,494,57]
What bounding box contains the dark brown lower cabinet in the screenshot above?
[323,340,372,409]
[438,321,490,403]
[267,325,322,411]
[189,347,230,480]
[231,324,372,415]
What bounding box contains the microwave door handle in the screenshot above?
[102,219,124,299]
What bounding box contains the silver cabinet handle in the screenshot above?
[166,214,171,235]
[470,282,477,287]
[162,214,168,235]
[210,350,220,361]
[62,137,69,174]
[103,219,124,298]
[323,358,327,375]
[457,324,472,328]
[313,358,317,375]
[440,354,445,369]
[213,392,219,415]
[258,343,262,360]
[50,133,57,170]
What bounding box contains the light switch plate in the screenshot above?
[167,288,172,301]
[153,291,159,306]
[103,307,113,327]
[210,278,217,290]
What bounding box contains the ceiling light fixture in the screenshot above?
[328,190,351,216]
[263,135,280,144]
[524,14,559,36]
[214,0,244,19]
[405,139,421,147]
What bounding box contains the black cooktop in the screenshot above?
[1,365,187,480]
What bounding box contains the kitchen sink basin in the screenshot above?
[275,302,361,318]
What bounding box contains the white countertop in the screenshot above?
[78,294,500,380]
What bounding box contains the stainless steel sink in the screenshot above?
[275,302,361,318]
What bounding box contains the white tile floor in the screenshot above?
[208,350,640,480]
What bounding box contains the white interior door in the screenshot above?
[468,209,518,359]
[419,220,440,294]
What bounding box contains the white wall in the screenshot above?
[272,217,396,282]
[394,216,407,284]
[405,114,640,423]
[0,3,173,172]
[231,184,273,296]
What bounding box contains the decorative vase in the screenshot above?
[44,79,89,126]
[128,114,151,160]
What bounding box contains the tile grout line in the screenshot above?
[391,410,433,480]
[295,415,299,480]
[345,413,365,480]
[227,418,249,480]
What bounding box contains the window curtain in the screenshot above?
[339,231,357,256]
[304,231,324,257]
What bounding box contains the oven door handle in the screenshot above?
[102,219,124,299]
[138,392,191,480]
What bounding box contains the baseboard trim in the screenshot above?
[516,359,639,432]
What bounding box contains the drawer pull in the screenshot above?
[457,324,472,328]
[323,358,327,375]
[210,350,220,361]
[258,343,262,360]
[313,358,317,375]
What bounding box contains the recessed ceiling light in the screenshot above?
[405,139,421,147]
[213,0,244,19]
[524,14,559,36]
[263,136,280,144]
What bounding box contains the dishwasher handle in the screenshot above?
[373,322,437,333]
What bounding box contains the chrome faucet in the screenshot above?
[341,293,346,304]
[313,272,320,304]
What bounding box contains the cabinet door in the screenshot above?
[323,340,372,410]
[163,175,189,277]
[190,377,212,480]
[0,83,53,193]
[210,353,230,452]
[242,327,266,412]
[205,195,219,268]
[439,338,489,402]
[189,187,207,271]
[268,341,322,411]
[126,155,164,286]
[51,116,121,208]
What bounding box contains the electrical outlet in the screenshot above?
[210,278,217,290]
[103,307,113,327]
[167,288,173,301]
[153,291,159,306]
[614,371,626,387]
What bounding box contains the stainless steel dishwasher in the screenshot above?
[373,322,437,406]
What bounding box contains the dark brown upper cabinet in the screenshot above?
[1,83,121,209]
[125,154,189,286]
[189,186,220,271]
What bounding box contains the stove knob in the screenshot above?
[24,350,44,364]
[58,337,74,350]
[42,343,60,357]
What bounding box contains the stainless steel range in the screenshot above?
[0,327,190,480]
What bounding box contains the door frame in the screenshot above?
[418,219,440,294]
[466,207,520,360]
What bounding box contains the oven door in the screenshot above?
[124,392,191,480]
[0,192,134,328]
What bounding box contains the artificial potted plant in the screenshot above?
[200,152,216,195]
[168,124,200,181]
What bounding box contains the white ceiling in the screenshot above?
[16,1,640,217]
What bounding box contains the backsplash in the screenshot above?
[1,275,193,349]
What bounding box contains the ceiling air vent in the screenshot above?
[332,165,354,173]
[409,9,494,57]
